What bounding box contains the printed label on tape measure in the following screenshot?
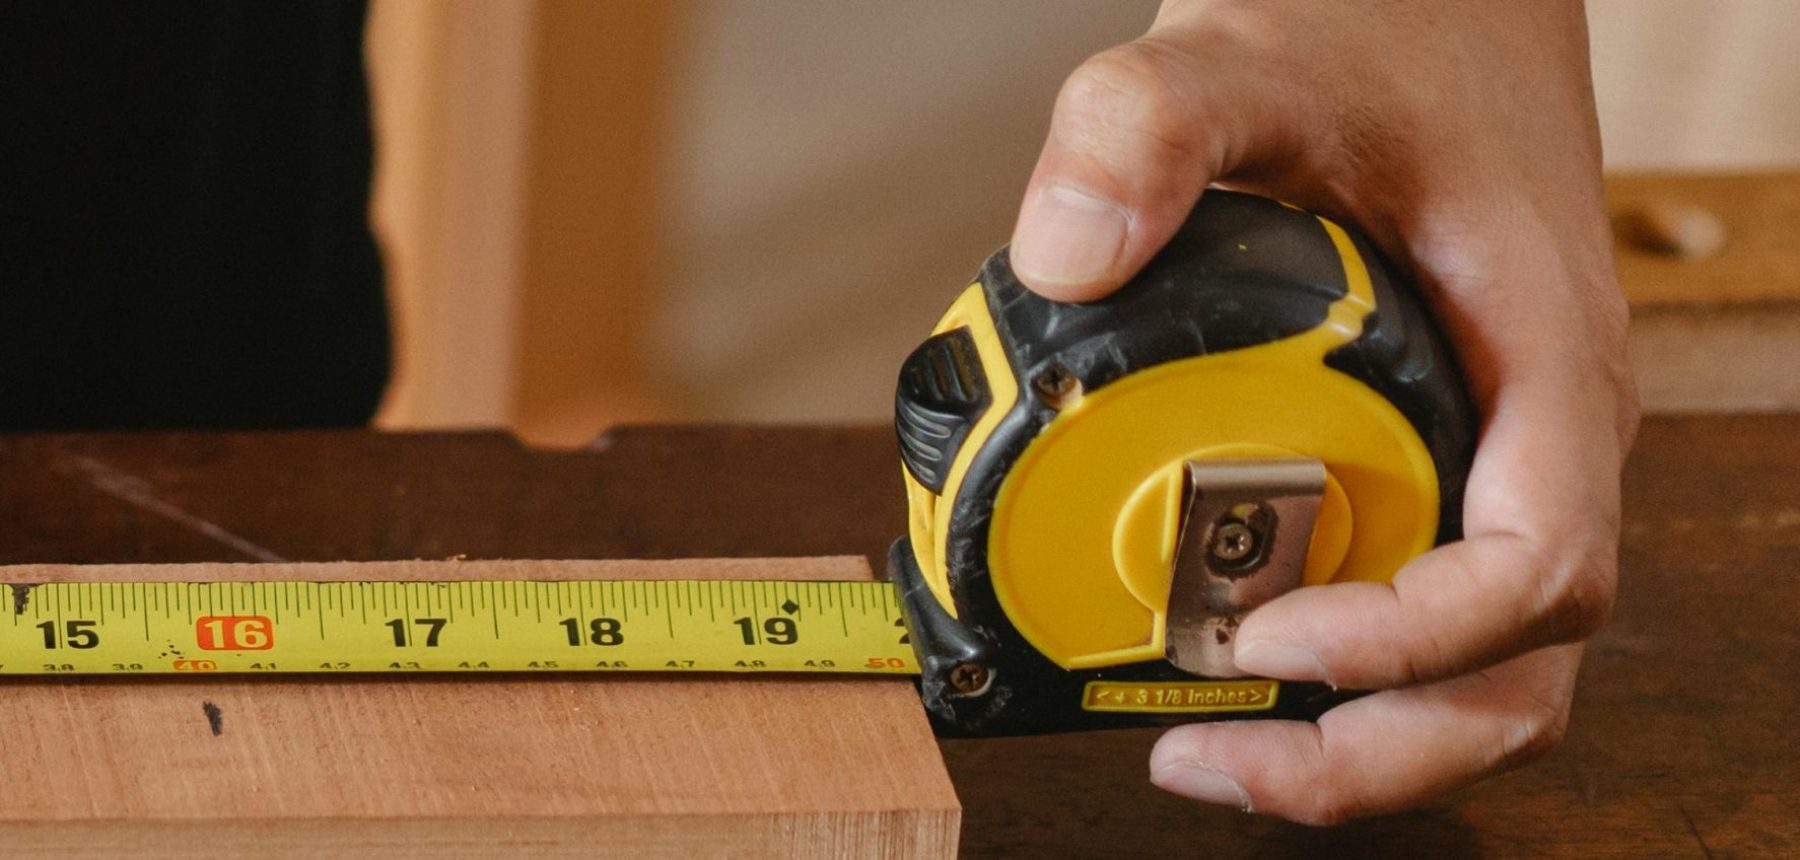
[1080,679,1279,714]
[0,581,916,677]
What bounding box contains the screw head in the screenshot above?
[1209,521,1257,563]
[947,662,991,695]
[1031,364,1082,409]
[1032,365,1074,396]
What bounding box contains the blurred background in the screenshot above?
[364,0,1800,446]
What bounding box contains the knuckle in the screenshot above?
[1533,547,1617,643]
[1056,42,1198,165]
[1499,696,1571,771]
[1593,316,1633,391]
[1406,622,1461,684]
[1286,734,1371,827]
[1392,564,1468,684]
[1616,377,1644,452]
[1579,280,1642,451]
[1386,646,1425,688]
[1293,790,1366,828]
[1585,277,1631,336]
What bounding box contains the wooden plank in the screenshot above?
[0,556,959,859]
[1607,171,1800,412]
[1608,171,1800,307]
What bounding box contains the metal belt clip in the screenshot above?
[1165,457,1327,677]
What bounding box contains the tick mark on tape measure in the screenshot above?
[10,583,36,616]
[202,702,224,736]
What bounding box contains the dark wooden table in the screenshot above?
[1,419,1794,858]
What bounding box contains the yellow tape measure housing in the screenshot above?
[0,581,915,676]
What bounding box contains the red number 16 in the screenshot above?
[196,615,275,651]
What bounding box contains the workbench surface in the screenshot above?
[2,420,1794,858]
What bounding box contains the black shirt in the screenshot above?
[0,0,388,431]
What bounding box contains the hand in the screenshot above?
[1011,0,1638,824]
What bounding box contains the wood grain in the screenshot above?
[0,555,959,859]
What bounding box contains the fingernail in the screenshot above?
[1234,640,1327,683]
[1012,183,1130,291]
[1152,764,1252,812]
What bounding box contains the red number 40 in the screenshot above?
[196,615,274,651]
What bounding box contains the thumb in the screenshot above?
[1009,35,1289,302]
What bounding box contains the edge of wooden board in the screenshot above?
[0,556,876,583]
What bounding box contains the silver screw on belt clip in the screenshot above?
[1208,519,1258,565]
[1164,458,1327,678]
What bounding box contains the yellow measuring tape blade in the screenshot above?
[0,581,917,676]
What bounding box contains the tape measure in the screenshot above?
[891,190,1477,735]
[0,580,913,676]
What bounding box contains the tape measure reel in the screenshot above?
[892,191,1477,735]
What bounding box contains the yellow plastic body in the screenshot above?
[987,217,1442,669]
